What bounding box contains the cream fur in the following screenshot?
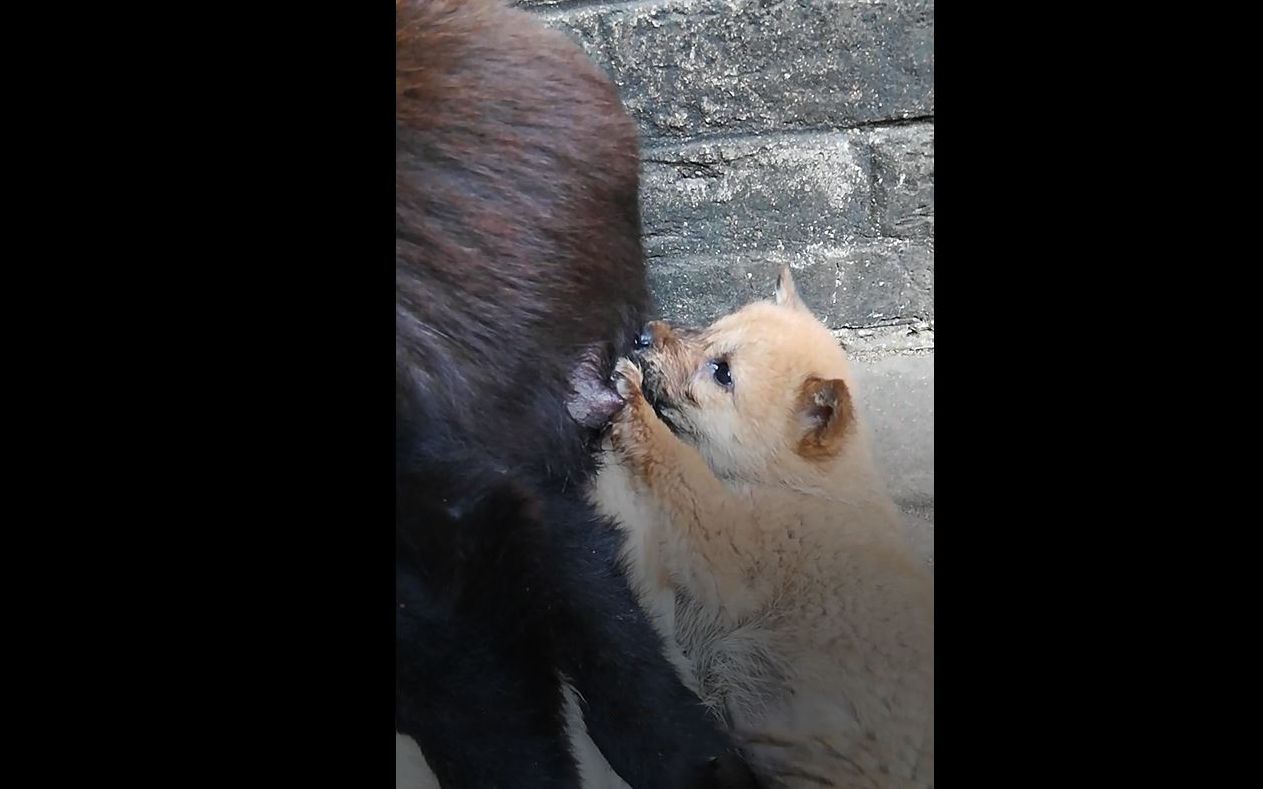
[590,267,934,789]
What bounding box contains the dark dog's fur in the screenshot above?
[395,1,757,786]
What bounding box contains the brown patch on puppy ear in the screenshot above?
[796,376,853,459]
[774,265,809,312]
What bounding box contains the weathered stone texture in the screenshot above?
[647,240,932,329]
[533,0,933,142]
[870,124,934,238]
[641,132,875,260]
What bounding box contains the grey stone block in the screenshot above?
[647,240,933,330]
[641,131,874,259]
[534,0,934,141]
[870,123,934,237]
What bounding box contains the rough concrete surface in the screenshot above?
[852,352,934,557]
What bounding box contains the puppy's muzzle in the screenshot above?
[631,320,697,422]
[633,320,675,352]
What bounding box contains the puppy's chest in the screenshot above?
[672,592,793,722]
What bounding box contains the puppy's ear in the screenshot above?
[796,376,853,459]
[774,265,809,312]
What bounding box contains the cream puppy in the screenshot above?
[590,267,933,789]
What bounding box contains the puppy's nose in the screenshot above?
[633,327,653,350]
[634,321,672,351]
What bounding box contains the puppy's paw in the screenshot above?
[612,358,644,402]
[609,359,651,455]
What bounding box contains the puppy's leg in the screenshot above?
[609,360,762,620]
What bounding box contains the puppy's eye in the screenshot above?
[710,360,733,388]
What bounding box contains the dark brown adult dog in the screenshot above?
[395,1,758,787]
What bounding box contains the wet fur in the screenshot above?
[395,1,757,787]
[590,269,934,788]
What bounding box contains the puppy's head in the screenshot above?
[633,266,858,483]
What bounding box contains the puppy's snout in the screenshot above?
[634,321,673,351]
